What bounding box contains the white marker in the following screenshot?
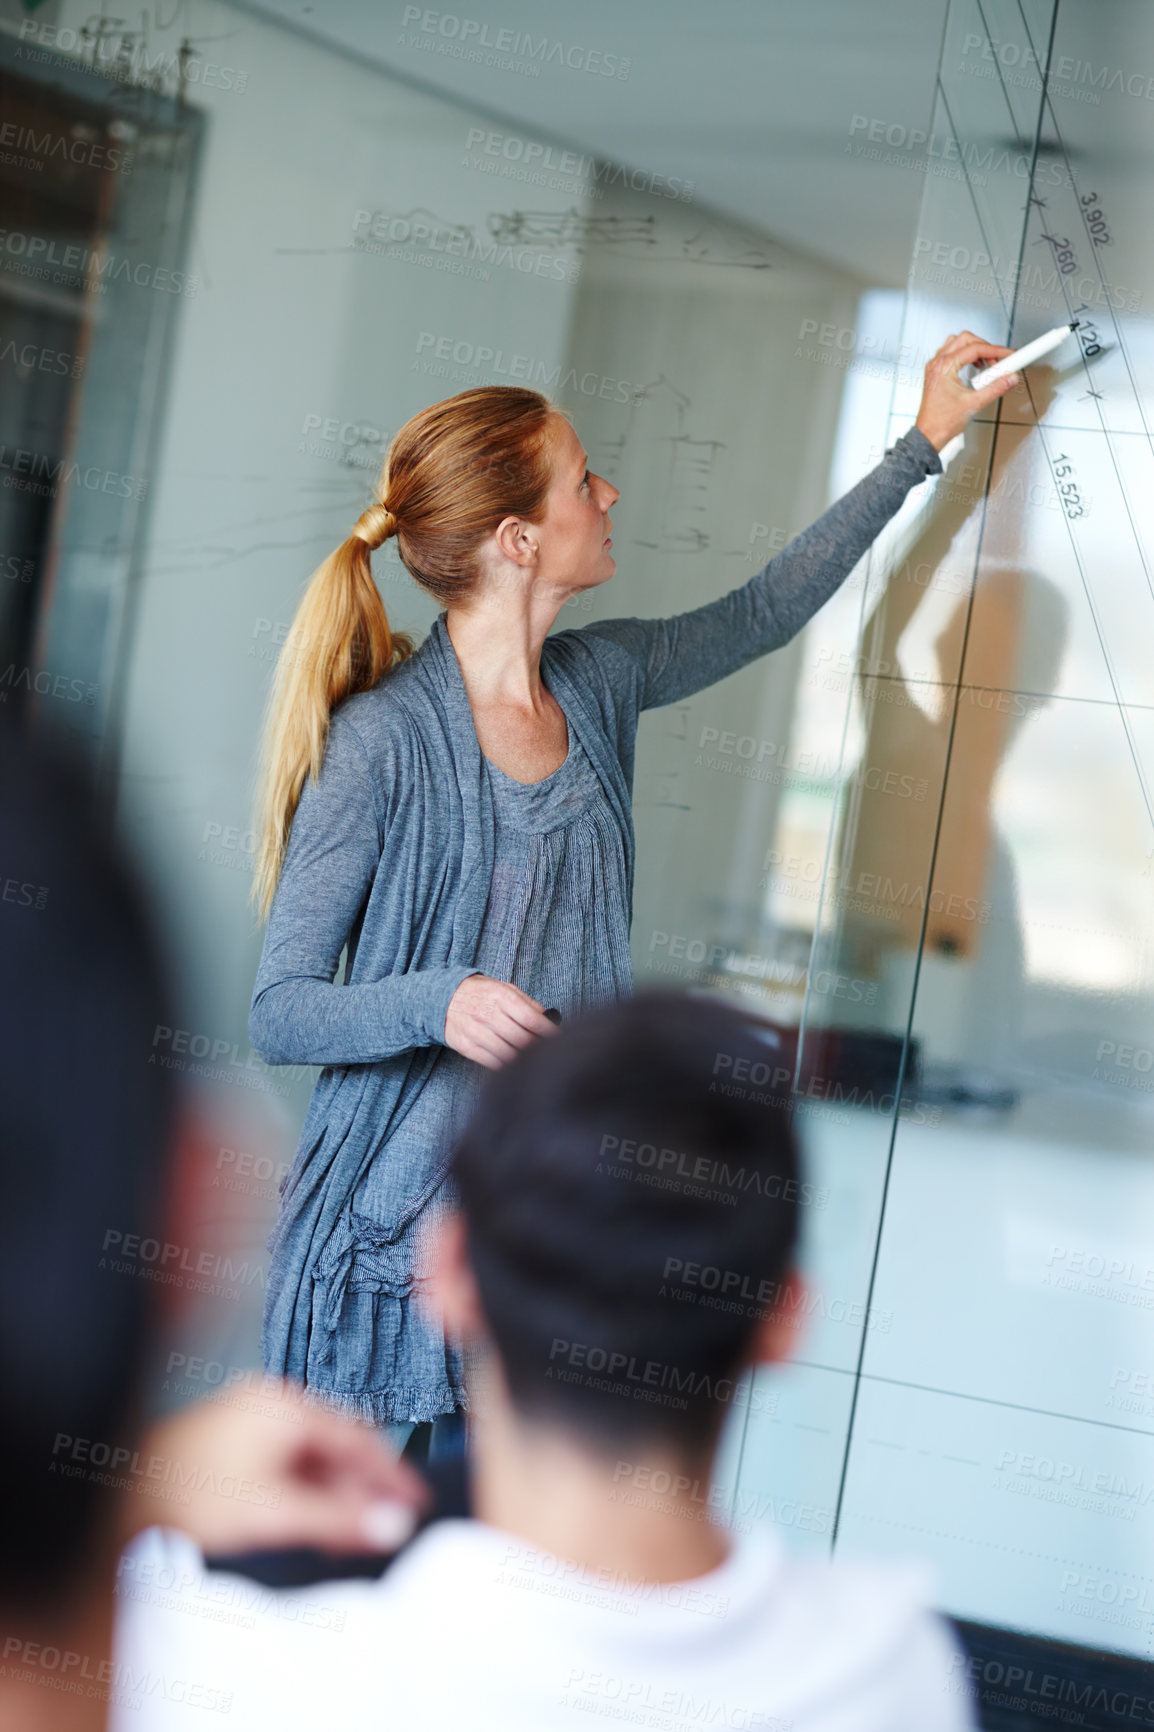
[969,321,1080,389]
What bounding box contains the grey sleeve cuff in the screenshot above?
[892,424,944,477]
[392,963,482,1048]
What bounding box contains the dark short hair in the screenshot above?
[450,990,801,1455]
[0,717,180,1612]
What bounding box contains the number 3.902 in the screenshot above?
[1079,190,1112,247]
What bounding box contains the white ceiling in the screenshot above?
[236,0,949,286]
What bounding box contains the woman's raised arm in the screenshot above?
[579,332,1019,712]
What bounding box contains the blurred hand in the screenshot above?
[915,330,1020,451]
[122,1378,432,1556]
[444,972,558,1068]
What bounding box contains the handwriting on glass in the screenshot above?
[1052,453,1086,520]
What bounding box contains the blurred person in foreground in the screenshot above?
[0,717,429,1732]
[116,988,976,1731]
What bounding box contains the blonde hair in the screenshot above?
[249,386,563,922]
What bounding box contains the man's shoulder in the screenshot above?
[387,1517,955,1662]
[382,1522,972,1727]
[111,1524,972,1730]
[776,1540,945,1640]
[758,1541,969,1724]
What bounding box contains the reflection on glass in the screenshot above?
[721,0,1154,1658]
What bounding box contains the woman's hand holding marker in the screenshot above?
[915,330,1020,451]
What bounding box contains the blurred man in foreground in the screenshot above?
[116,986,974,1729]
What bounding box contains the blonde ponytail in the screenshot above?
[249,501,414,923]
[249,385,560,925]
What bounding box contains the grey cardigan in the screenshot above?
[250,424,942,1417]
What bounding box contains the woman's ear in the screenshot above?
[423,1209,487,1342]
[492,514,539,568]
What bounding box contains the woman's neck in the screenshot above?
[445,586,565,711]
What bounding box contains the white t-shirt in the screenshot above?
[111,1519,977,1731]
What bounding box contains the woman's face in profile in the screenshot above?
[529,415,620,593]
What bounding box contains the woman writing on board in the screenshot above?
[247,331,1018,1457]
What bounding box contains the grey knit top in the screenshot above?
[343,731,634,1419]
[250,424,943,1424]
